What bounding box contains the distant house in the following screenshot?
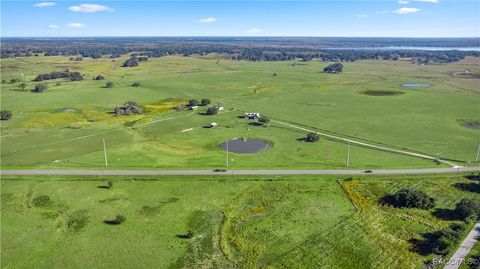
[208,122,218,128]
[189,105,198,110]
[218,102,225,111]
[244,112,260,120]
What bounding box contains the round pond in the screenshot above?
[219,138,271,154]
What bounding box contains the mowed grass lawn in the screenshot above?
[1,174,478,268]
[1,55,479,169]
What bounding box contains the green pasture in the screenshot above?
[1,55,479,169]
[1,173,477,268]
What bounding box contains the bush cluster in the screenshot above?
[382,188,435,209]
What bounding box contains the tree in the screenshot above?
[94,74,105,80]
[305,132,320,142]
[206,106,219,115]
[122,57,139,67]
[453,199,480,220]
[0,110,12,120]
[323,63,344,73]
[19,83,27,91]
[105,82,114,88]
[114,101,142,115]
[383,188,435,209]
[201,98,211,106]
[131,82,141,87]
[34,83,47,93]
[188,99,199,107]
[258,116,270,126]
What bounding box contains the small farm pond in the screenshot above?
[401,83,431,87]
[219,138,271,154]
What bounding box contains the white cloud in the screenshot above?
[48,24,59,29]
[398,0,410,4]
[65,23,86,28]
[68,4,114,13]
[393,7,421,14]
[247,28,263,34]
[195,17,217,23]
[34,2,55,7]
[415,0,438,3]
[357,14,368,18]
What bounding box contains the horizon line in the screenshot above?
[2,36,480,39]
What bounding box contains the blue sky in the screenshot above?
[1,0,479,37]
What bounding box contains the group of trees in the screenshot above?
[188,98,211,107]
[33,70,83,82]
[0,110,12,120]
[323,63,344,73]
[412,223,469,257]
[114,101,142,115]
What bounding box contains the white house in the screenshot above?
[209,122,218,128]
[244,112,260,119]
[189,105,198,110]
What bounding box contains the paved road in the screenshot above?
[1,167,479,176]
[444,221,480,269]
[271,120,458,167]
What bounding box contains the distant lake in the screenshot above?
[325,46,480,51]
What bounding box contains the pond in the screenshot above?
[219,138,271,154]
[401,83,431,87]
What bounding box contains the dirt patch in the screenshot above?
[219,138,272,154]
[361,90,405,96]
[451,71,480,79]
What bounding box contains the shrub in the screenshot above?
[323,63,344,73]
[176,230,194,239]
[305,132,320,142]
[64,209,89,233]
[206,106,219,115]
[105,82,114,88]
[131,82,141,87]
[0,110,12,120]
[94,74,105,80]
[10,78,19,84]
[258,116,270,126]
[201,98,211,106]
[188,99,199,107]
[108,181,113,189]
[104,214,126,225]
[453,199,480,220]
[382,188,435,209]
[34,83,48,92]
[32,195,54,207]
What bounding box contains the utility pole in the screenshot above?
[345,139,350,167]
[226,140,229,167]
[103,138,108,167]
[475,143,480,163]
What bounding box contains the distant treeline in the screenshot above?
[1,37,479,63]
